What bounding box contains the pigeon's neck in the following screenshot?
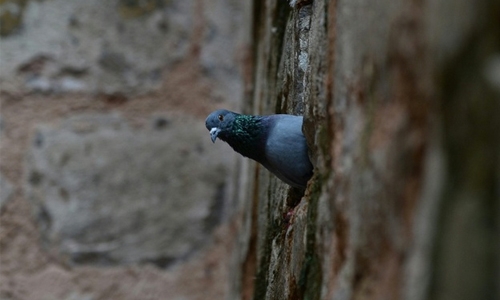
[225,115,268,161]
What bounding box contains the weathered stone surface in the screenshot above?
[24,113,234,267]
[0,0,249,299]
[241,0,500,299]
[0,0,246,98]
[2,0,499,298]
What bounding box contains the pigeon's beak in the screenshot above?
[209,127,221,143]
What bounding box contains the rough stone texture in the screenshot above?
[2,0,499,299]
[0,0,244,99]
[0,0,250,299]
[24,113,232,267]
[238,0,500,299]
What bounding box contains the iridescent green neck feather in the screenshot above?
[221,115,268,161]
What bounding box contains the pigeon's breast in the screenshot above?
[263,115,313,188]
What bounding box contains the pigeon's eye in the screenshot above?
[218,114,224,121]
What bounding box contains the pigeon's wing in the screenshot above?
[263,115,312,188]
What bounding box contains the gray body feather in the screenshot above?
[262,115,312,188]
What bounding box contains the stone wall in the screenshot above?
[1,0,499,299]
[240,0,500,299]
[0,1,250,299]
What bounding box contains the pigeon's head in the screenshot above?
[205,109,239,143]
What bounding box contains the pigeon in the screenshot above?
[205,109,313,189]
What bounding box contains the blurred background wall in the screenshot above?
[0,1,251,299]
